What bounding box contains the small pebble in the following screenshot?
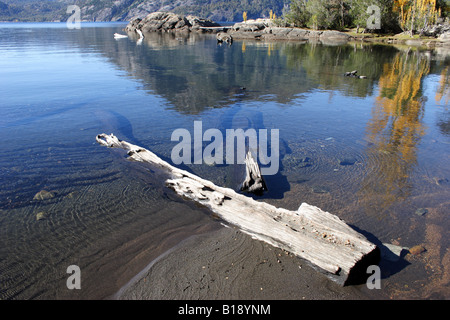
[36,211,48,221]
[409,245,426,255]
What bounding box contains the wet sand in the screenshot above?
[117,226,384,300]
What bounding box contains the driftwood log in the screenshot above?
[96,133,379,286]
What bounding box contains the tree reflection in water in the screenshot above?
[361,51,430,215]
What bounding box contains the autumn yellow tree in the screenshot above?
[394,0,441,34]
[269,9,276,20]
[243,11,248,22]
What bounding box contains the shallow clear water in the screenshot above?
[0,22,449,299]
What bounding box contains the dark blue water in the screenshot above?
[0,22,449,299]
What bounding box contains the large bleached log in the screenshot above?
[96,133,379,286]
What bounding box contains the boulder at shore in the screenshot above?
[125,12,221,33]
[228,18,350,43]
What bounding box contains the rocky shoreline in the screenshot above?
[125,11,222,34]
[125,12,450,48]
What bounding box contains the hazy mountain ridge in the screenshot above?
[0,0,289,22]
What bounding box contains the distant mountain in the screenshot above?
[0,0,290,22]
[0,0,68,22]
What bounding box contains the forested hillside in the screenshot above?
[0,0,289,22]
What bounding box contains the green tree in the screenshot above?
[350,0,379,32]
[285,0,310,27]
[306,0,341,30]
[348,0,400,33]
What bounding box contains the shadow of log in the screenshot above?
[347,225,410,285]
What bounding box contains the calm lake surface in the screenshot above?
[0,22,449,299]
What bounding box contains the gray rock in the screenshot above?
[217,32,233,44]
[288,28,309,39]
[233,21,267,32]
[422,23,450,37]
[320,30,350,41]
[125,12,220,34]
[187,15,221,29]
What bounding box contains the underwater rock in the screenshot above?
[33,190,55,201]
[312,185,330,194]
[297,157,311,168]
[36,211,49,221]
[409,245,426,255]
[65,191,79,199]
[339,157,357,166]
[283,155,312,169]
[434,177,449,185]
[415,208,428,216]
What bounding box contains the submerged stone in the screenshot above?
[415,208,428,216]
[434,177,449,185]
[339,157,357,166]
[297,157,311,168]
[409,245,426,255]
[33,190,55,201]
[65,191,79,199]
[36,211,49,221]
[312,185,330,194]
[283,155,312,169]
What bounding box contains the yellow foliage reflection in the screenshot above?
[361,52,430,214]
[435,66,449,105]
[267,43,274,57]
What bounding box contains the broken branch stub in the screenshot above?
[240,151,267,195]
[96,133,380,286]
